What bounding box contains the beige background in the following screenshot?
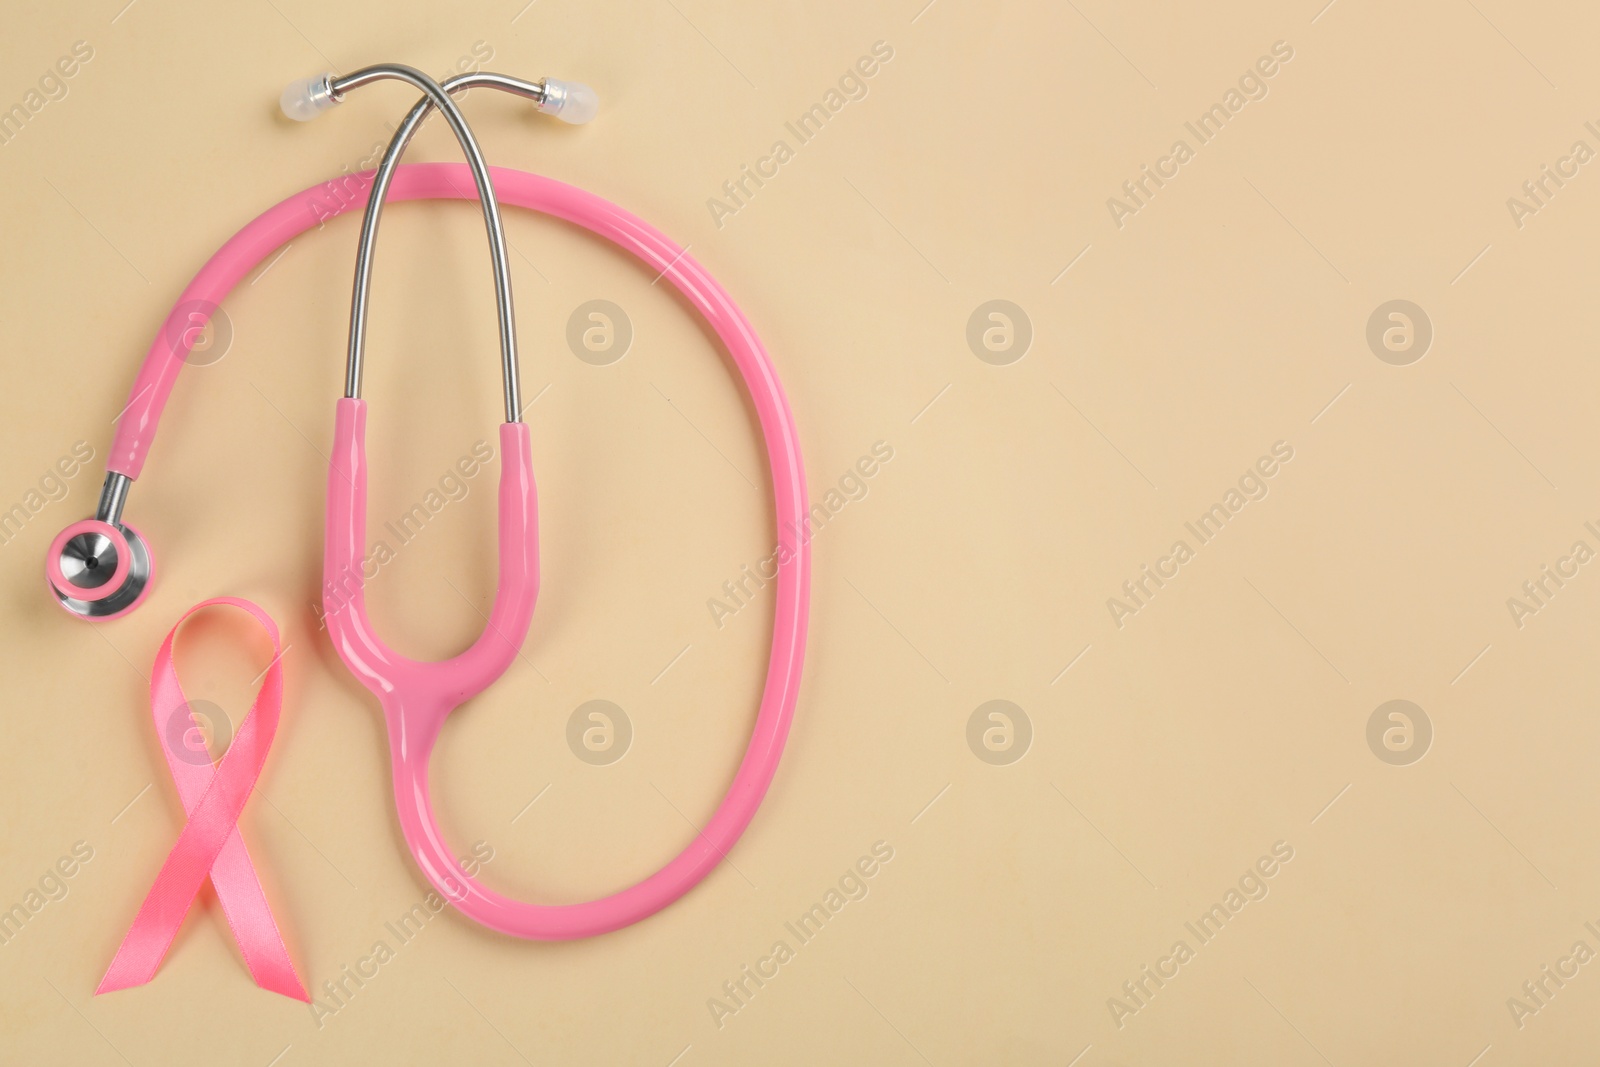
[2,0,1598,1063]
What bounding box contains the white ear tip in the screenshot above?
[280,74,338,121]
[539,78,598,124]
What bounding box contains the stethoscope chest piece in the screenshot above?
[46,517,154,620]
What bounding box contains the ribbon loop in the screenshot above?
[97,597,307,1001]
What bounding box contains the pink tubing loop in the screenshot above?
[117,163,809,939]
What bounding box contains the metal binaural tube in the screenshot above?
[329,64,523,422]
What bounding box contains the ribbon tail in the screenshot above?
[95,765,255,994]
[96,951,151,996]
[96,830,309,1001]
[209,832,309,1001]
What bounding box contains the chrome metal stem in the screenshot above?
[330,64,524,422]
[95,472,130,526]
[452,72,549,105]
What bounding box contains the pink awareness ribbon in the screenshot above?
[97,597,308,1001]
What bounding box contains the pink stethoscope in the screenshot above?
[45,64,809,940]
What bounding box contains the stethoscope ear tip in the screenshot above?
[536,78,598,125]
[280,73,340,122]
[45,518,154,621]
